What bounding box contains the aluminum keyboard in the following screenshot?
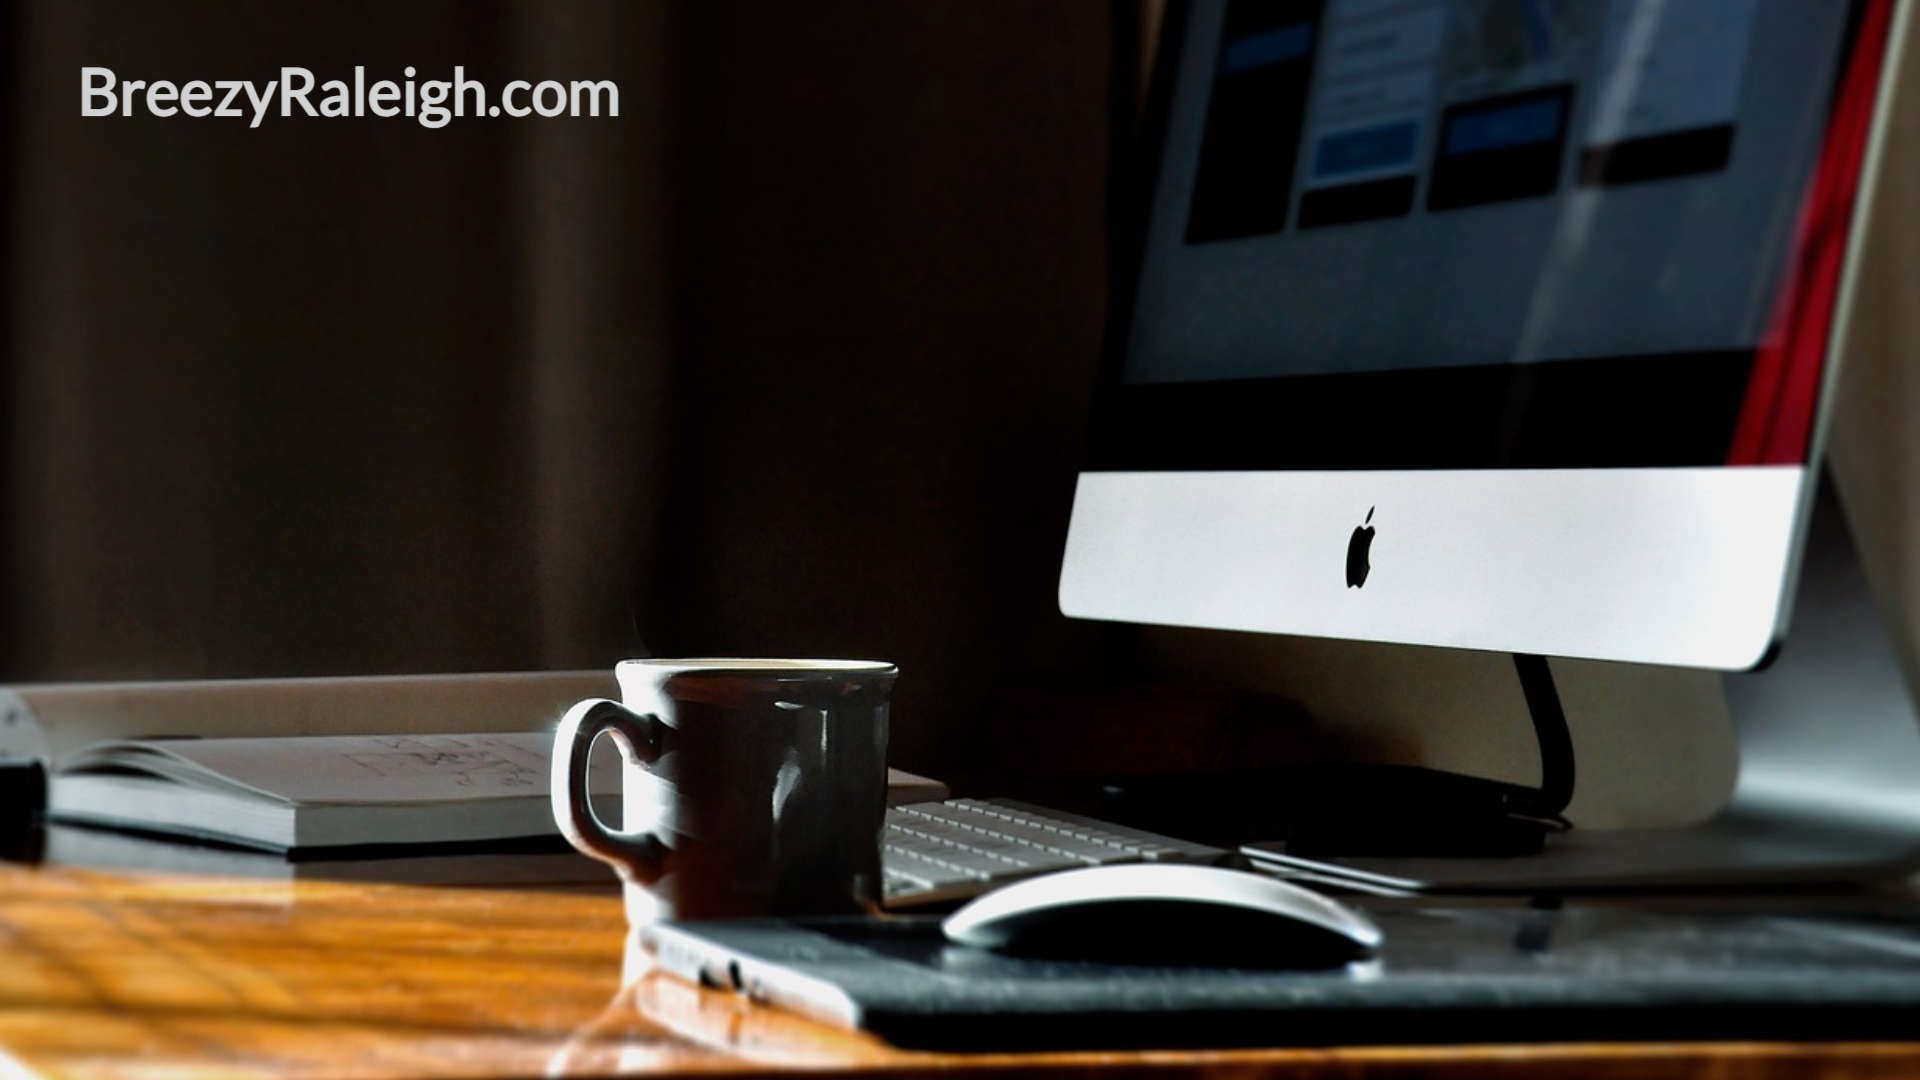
[882,797,1227,907]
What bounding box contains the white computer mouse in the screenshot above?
[941,863,1382,968]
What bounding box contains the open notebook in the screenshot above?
[50,733,616,851]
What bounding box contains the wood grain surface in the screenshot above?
[1,863,1917,1078]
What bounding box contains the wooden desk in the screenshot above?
[2,864,1918,1079]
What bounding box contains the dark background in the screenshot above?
[0,2,1134,773]
[0,3,1777,827]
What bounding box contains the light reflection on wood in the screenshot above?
[1,864,1918,1077]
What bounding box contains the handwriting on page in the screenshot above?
[339,736,546,790]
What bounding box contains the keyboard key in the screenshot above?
[883,869,932,896]
[884,845,988,882]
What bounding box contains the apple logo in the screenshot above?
[1346,507,1375,589]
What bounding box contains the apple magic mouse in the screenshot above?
[940,863,1382,968]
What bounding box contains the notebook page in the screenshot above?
[62,732,618,806]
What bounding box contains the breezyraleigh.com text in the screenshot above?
[81,66,619,129]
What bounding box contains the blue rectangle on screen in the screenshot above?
[1221,23,1315,74]
[1444,98,1565,156]
[1314,121,1419,178]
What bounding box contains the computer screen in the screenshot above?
[1061,0,1903,667]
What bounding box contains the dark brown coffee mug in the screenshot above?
[551,659,895,929]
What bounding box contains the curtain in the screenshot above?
[3,1,671,679]
[1,1,1119,774]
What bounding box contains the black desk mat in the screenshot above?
[646,905,1920,1050]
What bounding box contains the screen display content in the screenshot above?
[1091,0,1886,471]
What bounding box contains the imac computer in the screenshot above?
[1061,0,1920,890]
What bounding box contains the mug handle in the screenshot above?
[550,697,670,884]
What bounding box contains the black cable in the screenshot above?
[1511,653,1576,823]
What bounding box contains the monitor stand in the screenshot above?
[1245,469,1920,894]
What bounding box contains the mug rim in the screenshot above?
[616,657,895,673]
